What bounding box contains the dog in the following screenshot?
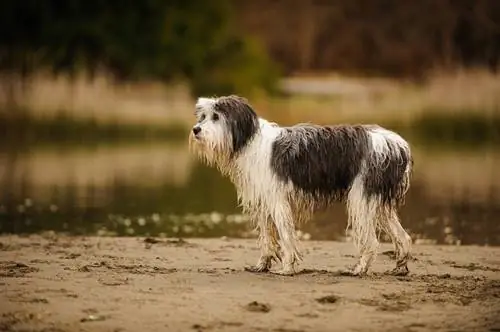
[189,95,413,276]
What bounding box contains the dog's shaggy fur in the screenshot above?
[189,95,413,276]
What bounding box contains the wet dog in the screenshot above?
[189,95,413,276]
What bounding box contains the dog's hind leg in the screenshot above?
[344,176,380,276]
[380,208,412,276]
[245,215,281,273]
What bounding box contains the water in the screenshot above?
[1,137,499,246]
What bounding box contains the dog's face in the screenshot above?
[189,95,259,165]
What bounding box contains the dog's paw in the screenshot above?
[340,264,366,277]
[387,265,409,276]
[339,269,363,277]
[244,265,270,273]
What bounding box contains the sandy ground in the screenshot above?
[0,234,499,332]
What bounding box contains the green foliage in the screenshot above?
[0,0,279,96]
[161,0,279,96]
[189,36,280,96]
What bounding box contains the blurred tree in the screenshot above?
[0,0,279,96]
[161,0,279,95]
[3,0,497,94]
[235,0,500,78]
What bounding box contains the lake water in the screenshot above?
[1,136,499,246]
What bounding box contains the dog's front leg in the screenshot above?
[245,215,281,273]
[270,202,301,276]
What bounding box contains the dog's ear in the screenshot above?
[215,96,259,156]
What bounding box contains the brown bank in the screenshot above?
[0,234,499,332]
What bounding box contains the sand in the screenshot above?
[0,234,499,332]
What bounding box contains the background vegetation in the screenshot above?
[236,0,500,78]
[0,0,278,96]
[1,0,498,96]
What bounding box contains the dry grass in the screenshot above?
[0,69,498,128]
[0,71,195,126]
[254,69,500,125]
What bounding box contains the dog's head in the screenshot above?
[189,95,259,165]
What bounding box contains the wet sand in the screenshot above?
[0,234,499,332]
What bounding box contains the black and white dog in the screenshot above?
[189,95,413,276]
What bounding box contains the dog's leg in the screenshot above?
[245,216,281,273]
[270,201,301,276]
[344,176,380,276]
[381,208,412,276]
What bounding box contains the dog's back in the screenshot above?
[270,123,412,205]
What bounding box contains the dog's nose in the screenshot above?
[192,126,201,135]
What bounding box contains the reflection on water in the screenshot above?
[1,140,499,245]
[0,143,192,205]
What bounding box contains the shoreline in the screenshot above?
[1,234,499,331]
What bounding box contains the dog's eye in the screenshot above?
[212,113,219,121]
[200,114,206,122]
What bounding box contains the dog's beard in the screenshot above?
[188,131,231,167]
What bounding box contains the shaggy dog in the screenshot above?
[189,95,413,276]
